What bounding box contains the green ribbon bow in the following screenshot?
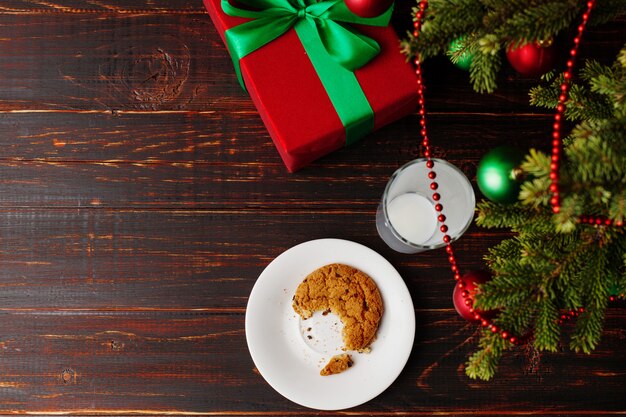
[221,0,393,145]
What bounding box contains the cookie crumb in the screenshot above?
[320,354,353,376]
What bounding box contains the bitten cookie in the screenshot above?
[320,354,353,376]
[292,263,383,351]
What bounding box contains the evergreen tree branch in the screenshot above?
[529,70,614,121]
[403,0,625,92]
[406,8,626,381]
[468,46,502,93]
[466,330,507,380]
[476,201,546,228]
[496,1,582,46]
[534,297,561,352]
[609,190,626,223]
[570,248,610,353]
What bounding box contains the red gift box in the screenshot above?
[204,0,419,172]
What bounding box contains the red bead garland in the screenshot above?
[411,0,522,345]
[548,1,622,228]
[550,1,591,215]
[558,307,585,325]
[411,0,619,346]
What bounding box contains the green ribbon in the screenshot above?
[221,0,393,145]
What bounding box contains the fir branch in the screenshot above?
[609,190,626,222]
[406,0,484,60]
[582,59,618,85]
[402,0,626,381]
[492,299,536,335]
[605,235,626,296]
[477,34,501,56]
[529,73,614,121]
[404,0,625,92]
[557,249,586,309]
[571,306,606,353]
[619,240,626,296]
[519,177,551,208]
[475,201,545,228]
[447,35,478,64]
[480,0,539,10]
[552,194,582,233]
[466,330,507,380]
[534,298,561,352]
[469,50,501,93]
[520,148,551,177]
[518,149,553,208]
[474,266,537,310]
[481,0,550,31]
[572,117,626,147]
[484,238,521,271]
[497,1,582,47]
[518,230,581,263]
[426,0,484,36]
[570,248,610,353]
[567,123,626,183]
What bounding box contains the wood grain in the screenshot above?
[0,113,557,210]
[0,112,555,162]
[0,0,624,414]
[0,0,204,13]
[0,13,622,114]
[0,310,624,413]
[0,208,501,309]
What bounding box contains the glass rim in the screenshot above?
[382,158,475,250]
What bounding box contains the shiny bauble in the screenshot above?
[453,270,492,322]
[609,282,622,297]
[506,40,557,77]
[448,37,474,71]
[344,0,394,18]
[477,146,525,203]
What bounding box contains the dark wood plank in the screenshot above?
[0,310,624,413]
[1,1,624,415]
[0,13,621,114]
[0,113,557,209]
[0,208,501,309]
[0,0,204,13]
[0,112,554,164]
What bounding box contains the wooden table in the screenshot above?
[1,1,625,415]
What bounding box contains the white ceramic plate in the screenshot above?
[245,239,415,410]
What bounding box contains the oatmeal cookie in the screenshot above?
[292,263,383,351]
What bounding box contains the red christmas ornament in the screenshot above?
[506,40,557,77]
[453,270,492,322]
[344,0,393,18]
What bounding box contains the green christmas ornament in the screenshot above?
[448,37,473,71]
[609,281,622,297]
[477,146,525,203]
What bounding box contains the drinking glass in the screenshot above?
[376,158,475,254]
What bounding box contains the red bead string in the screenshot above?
[411,0,616,345]
[412,1,461,286]
[412,0,520,344]
[550,0,588,214]
[549,1,622,228]
[578,215,624,227]
[558,307,585,325]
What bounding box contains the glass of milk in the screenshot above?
[376,158,475,253]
